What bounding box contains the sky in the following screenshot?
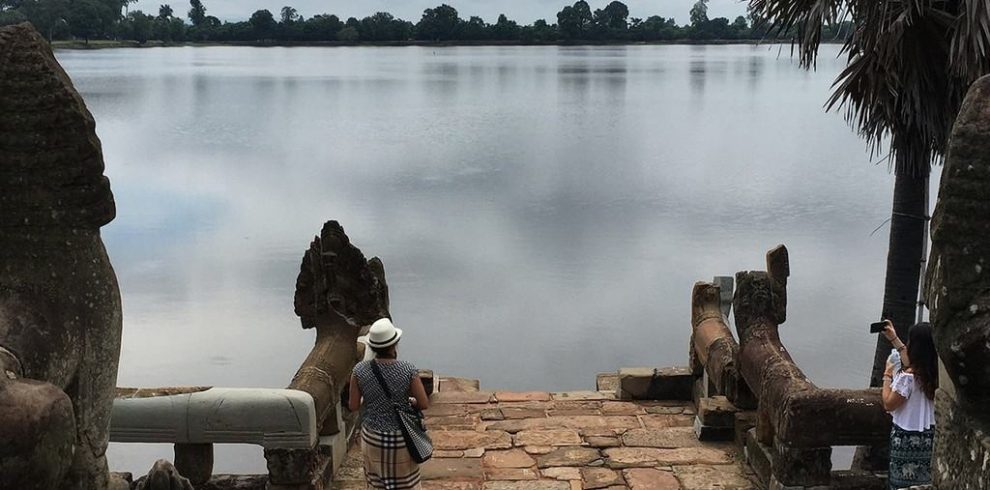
[130,0,750,26]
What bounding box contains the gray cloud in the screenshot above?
[131,0,749,25]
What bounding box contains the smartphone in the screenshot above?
[870,321,888,333]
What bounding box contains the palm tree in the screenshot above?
[747,1,990,389]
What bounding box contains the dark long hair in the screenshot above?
[907,322,938,400]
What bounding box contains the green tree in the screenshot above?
[689,0,708,27]
[302,13,342,41]
[279,5,297,24]
[491,13,519,41]
[459,15,488,40]
[415,4,459,41]
[248,8,275,39]
[157,3,171,19]
[19,0,69,40]
[124,8,152,42]
[67,0,113,42]
[557,0,592,39]
[597,1,628,31]
[749,0,990,395]
[187,0,204,26]
[336,24,357,41]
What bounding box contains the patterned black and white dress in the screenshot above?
[353,359,421,490]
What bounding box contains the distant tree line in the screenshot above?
[0,0,851,45]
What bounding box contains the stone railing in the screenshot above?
[108,221,390,489]
[688,246,891,489]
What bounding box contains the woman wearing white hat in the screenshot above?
[348,318,429,489]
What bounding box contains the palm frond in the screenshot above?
[751,0,990,177]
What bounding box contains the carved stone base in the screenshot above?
[933,388,990,488]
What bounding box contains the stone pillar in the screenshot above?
[173,443,213,485]
[925,74,990,488]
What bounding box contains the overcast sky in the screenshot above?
[131,0,750,26]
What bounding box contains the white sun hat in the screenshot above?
[367,318,402,349]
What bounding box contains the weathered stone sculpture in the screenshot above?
[266,220,390,490]
[690,281,749,406]
[0,23,123,490]
[925,74,990,488]
[733,245,890,487]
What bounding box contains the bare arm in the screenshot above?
[882,322,910,368]
[409,374,429,410]
[881,362,907,412]
[348,374,361,413]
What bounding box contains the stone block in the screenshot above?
[483,468,538,480]
[110,388,317,450]
[672,464,754,490]
[617,367,692,401]
[693,416,734,442]
[581,467,624,489]
[933,388,990,489]
[623,468,680,490]
[173,443,213,485]
[438,377,480,393]
[495,392,551,402]
[733,411,757,449]
[482,449,535,468]
[829,470,885,489]
[596,373,619,392]
[420,370,435,395]
[697,396,737,427]
[421,458,484,481]
[743,429,771,487]
[536,447,602,468]
[770,438,831,487]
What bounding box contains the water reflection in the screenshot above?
[52,44,930,473]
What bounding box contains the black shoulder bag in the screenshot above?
[369,361,433,463]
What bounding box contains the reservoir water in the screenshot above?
[55,44,930,473]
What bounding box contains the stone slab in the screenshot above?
[622,428,702,448]
[483,468,539,480]
[482,449,536,468]
[432,431,513,451]
[584,436,621,448]
[617,367,693,401]
[624,468,681,490]
[421,458,484,481]
[552,391,608,401]
[421,482,482,490]
[483,482,570,490]
[597,373,620,392]
[495,392,551,402]
[542,468,582,480]
[514,430,583,447]
[604,447,732,468]
[438,377,481,393]
[536,447,603,468]
[581,467,624,489]
[641,414,695,429]
[431,392,495,404]
[672,465,754,490]
[696,396,737,428]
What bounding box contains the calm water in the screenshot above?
[55,45,930,473]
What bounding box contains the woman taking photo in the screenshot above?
[349,318,430,490]
[881,321,937,490]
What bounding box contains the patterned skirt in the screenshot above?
[888,424,934,490]
[362,426,422,490]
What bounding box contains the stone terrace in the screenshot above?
[332,377,757,490]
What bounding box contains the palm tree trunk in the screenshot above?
[869,171,928,387]
[853,165,929,471]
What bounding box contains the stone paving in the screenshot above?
[332,379,757,490]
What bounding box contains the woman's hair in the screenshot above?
[371,343,397,359]
[907,322,938,400]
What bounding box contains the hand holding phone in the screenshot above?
[870,320,888,334]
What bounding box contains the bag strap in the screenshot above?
[369,361,395,399]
